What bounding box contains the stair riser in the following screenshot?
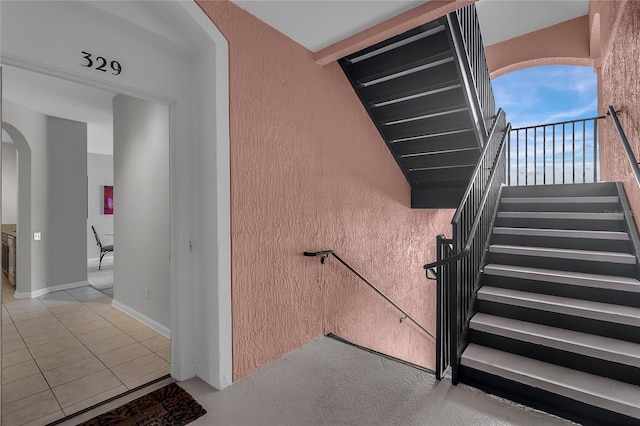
[359,63,459,106]
[490,233,632,253]
[480,275,640,308]
[468,330,640,386]
[412,187,464,208]
[499,202,621,213]
[493,217,627,232]
[381,110,472,141]
[347,27,449,82]
[409,166,475,185]
[476,301,640,343]
[487,253,638,278]
[458,366,639,426]
[371,88,466,124]
[501,183,619,198]
[390,130,477,156]
[400,149,479,170]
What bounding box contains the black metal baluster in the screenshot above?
[593,119,599,182]
[507,131,511,185]
[552,125,556,184]
[572,122,576,183]
[583,121,586,183]
[543,126,546,184]
[517,130,520,185]
[562,124,566,184]
[534,128,537,184]
[525,128,528,185]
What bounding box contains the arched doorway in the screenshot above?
[1,121,32,297]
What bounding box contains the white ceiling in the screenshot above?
[3,0,590,153]
[2,66,115,125]
[233,0,426,52]
[2,65,117,155]
[476,0,589,46]
[232,0,590,51]
[0,0,206,155]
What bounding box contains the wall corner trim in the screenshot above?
[111,299,171,339]
[14,280,90,299]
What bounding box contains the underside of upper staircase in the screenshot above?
[459,182,640,425]
[339,6,493,208]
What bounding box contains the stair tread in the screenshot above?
[471,313,640,366]
[493,227,629,240]
[502,196,619,204]
[483,264,640,293]
[461,343,640,419]
[489,244,636,264]
[478,286,640,326]
[498,211,624,220]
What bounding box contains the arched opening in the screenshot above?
[1,121,32,297]
[493,65,597,127]
[493,64,598,185]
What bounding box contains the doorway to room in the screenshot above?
[1,69,172,424]
[1,0,232,424]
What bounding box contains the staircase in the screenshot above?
[339,5,493,208]
[458,182,640,425]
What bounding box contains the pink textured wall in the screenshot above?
[196,1,453,380]
[486,16,591,78]
[598,0,640,216]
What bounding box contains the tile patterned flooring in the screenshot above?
[1,276,171,426]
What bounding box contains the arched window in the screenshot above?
[493,65,598,185]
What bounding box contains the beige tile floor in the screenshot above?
[1,275,171,426]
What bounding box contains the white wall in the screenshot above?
[88,122,114,156]
[2,99,88,294]
[113,94,170,330]
[45,116,87,288]
[87,153,113,260]
[2,143,18,224]
[3,99,41,296]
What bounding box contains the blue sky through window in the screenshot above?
[493,65,598,127]
[492,65,599,185]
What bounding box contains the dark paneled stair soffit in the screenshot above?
[339,7,492,209]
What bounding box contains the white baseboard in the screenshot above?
[111,299,170,338]
[14,280,91,299]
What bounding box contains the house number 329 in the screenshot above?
[81,51,122,75]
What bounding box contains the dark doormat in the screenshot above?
[77,383,207,426]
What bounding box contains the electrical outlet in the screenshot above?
[145,287,149,300]
[34,232,42,241]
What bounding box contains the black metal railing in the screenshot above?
[304,250,435,341]
[449,4,496,139]
[508,115,605,186]
[434,234,453,380]
[424,109,509,381]
[607,105,640,188]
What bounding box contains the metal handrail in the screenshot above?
[447,12,486,143]
[607,106,640,188]
[511,115,605,131]
[453,108,505,224]
[304,250,435,341]
[451,4,495,139]
[509,115,605,186]
[423,120,511,271]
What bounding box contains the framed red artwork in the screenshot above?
[103,186,114,215]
